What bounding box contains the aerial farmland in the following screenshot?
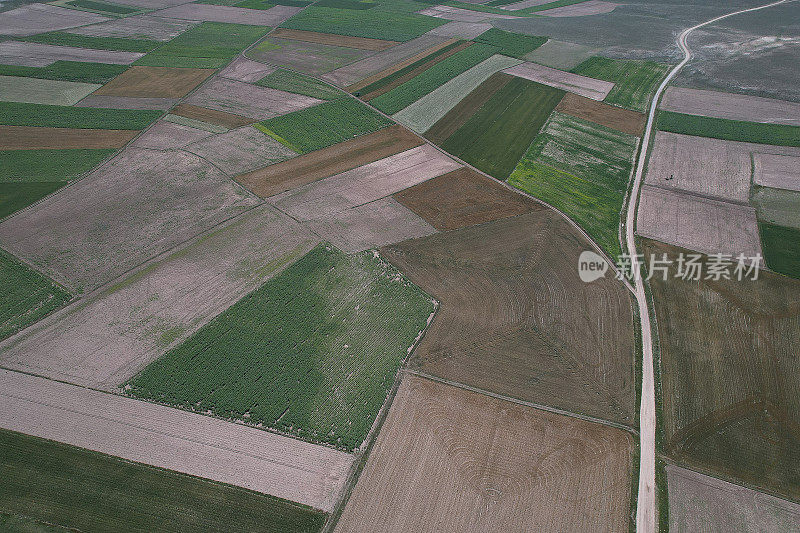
[0,0,798,531]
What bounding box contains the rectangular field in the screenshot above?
[335,376,635,532]
[0,61,128,84]
[572,56,669,112]
[0,125,137,150]
[556,91,645,136]
[235,124,423,197]
[660,86,800,126]
[127,244,435,450]
[170,102,255,128]
[382,210,637,425]
[0,182,67,220]
[153,4,299,25]
[754,152,800,191]
[186,77,323,120]
[441,77,564,180]
[248,37,375,76]
[502,61,613,101]
[92,65,216,98]
[760,222,800,279]
[0,102,160,129]
[752,186,800,231]
[220,56,277,82]
[183,126,298,174]
[271,145,461,221]
[256,68,344,100]
[657,111,800,147]
[0,41,143,66]
[269,28,399,50]
[19,32,160,53]
[65,13,195,41]
[0,148,115,181]
[0,75,100,106]
[522,38,599,70]
[0,369,352,512]
[473,27,546,58]
[0,4,110,37]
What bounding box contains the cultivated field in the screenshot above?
[0,125,137,150]
[759,222,800,280]
[637,185,762,259]
[0,147,259,292]
[235,124,422,197]
[0,75,99,106]
[473,27,546,58]
[0,148,114,181]
[18,31,160,53]
[667,464,800,532]
[0,204,318,388]
[65,13,195,41]
[0,40,143,65]
[394,166,540,230]
[522,39,600,70]
[0,428,326,533]
[502,61,613,101]
[441,77,564,179]
[754,153,800,191]
[539,0,619,17]
[75,95,177,110]
[269,28,399,51]
[257,69,344,100]
[92,65,215,98]
[131,119,214,149]
[660,86,800,126]
[0,369,352,512]
[0,61,128,84]
[657,111,800,147]
[335,376,635,532]
[220,56,276,83]
[572,56,670,112]
[556,92,645,136]
[127,244,435,450]
[170,102,255,129]
[643,238,800,501]
[382,211,637,425]
[183,126,298,174]
[248,37,376,76]
[0,101,160,129]
[751,186,800,231]
[418,5,519,23]
[154,4,300,26]
[0,4,109,36]
[426,21,492,40]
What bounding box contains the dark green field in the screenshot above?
[0,102,161,129]
[572,56,670,112]
[0,247,70,340]
[20,32,160,53]
[0,429,325,533]
[760,222,800,279]
[0,61,128,84]
[371,44,497,115]
[0,149,114,182]
[256,69,342,100]
[474,28,546,58]
[255,97,391,153]
[127,245,434,451]
[135,22,271,68]
[0,182,66,221]
[657,111,800,147]
[440,78,564,179]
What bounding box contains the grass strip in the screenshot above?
[657,111,800,147]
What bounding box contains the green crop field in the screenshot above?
[657,111,800,146]
[0,429,325,533]
[0,149,114,182]
[315,0,374,8]
[474,28,546,58]
[127,244,434,450]
[519,0,589,12]
[135,22,271,68]
[66,0,140,14]
[20,32,160,53]
[572,56,670,112]
[0,61,128,84]
[441,78,564,180]
[760,222,800,279]
[0,182,67,221]
[256,69,342,100]
[279,5,446,42]
[371,44,498,115]
[0,102,161,129]
[255,97,391,154]
[0,248,70,340]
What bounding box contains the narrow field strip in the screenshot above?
[269,28,399,51]
[0,40,144,65]
[657,111,800,147]
[502,61,613,100]
[0,125,137,150]
[0,75,100,106]
[0,102,161,129]
[660,86,800,126]
[572,56,670,112]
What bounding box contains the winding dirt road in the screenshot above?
[628,1,790,531]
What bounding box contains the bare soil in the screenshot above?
[269,28,398,51]
[0,125,137,150]
[171,103,255,129]
[556,92,645,136]
[93,66,216,98]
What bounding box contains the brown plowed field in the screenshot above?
[234,124,422,198]
[642,238,800,501]
[0,125,137,150]
[381,210,637,426]
[92,66,216,98]
[556,92,646,136]
[335,375,635,533]
[360,42,472,101]
[393,167,541,230]
[424,72,512,145]
[268,28,398,51]
[344,38,458,93]
[170,103,256,129]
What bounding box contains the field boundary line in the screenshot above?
[405,369,639,435]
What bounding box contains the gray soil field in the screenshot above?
[524,39,602,70]
[183,126,297,175]
[0,147,259,292]
[0,369,351,512]
[754,153,800,191]
[0,41,144,66]
[75,96,178,110]
[271,145,461,221]
[636,185,762,260]
[540,1,621,17]
[0,3,108,36]
[502,62,614,100]
[220,57,276,83]
[248,37,375,77]
[667,464,800,532]
[305,197,436,253]
[66,14,195,41]
[0,204,317,389]
[424,21,491,40]
[418,5,519,23]
[132,120,214,149]
[0,75,100,106]
[185,77,323,120]
[154,4,300,26]
[660,86,800,125]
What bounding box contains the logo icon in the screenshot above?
[578,250,608,282]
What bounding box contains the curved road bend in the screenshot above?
[630,1,789,531]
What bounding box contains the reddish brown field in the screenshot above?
[345,38,459,94]
[556,92,646,136]
[170,103,256,129]
[381,210,637,426]
[0,125,137,150]
[335,375,635,533]
[360,42,472,101]
[393,167,541,230]
[93,66,216,98]
[424,72,512,145]
[234,124,422,197]
[268,28,398,51]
